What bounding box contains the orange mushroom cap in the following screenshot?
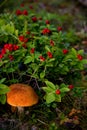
[7,83,39,107]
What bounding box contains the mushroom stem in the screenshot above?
[17,107,25,119]
[17,106,24,114]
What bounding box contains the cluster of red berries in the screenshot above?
[18,35,29,49]
[16,9,28,15]
[42,28,51,35]
[18,35,28,43]
[0,43,19,60]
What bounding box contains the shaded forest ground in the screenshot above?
[0,0,87,130]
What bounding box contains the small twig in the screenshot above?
[37,119,48,126]
[34,78,40,90]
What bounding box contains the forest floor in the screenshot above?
[0,0,87,130]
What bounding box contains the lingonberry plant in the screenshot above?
[0,3,87,104]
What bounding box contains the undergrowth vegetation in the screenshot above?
[0,0,87,130]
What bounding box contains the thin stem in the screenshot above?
[34,78,40,90]
[37,119,48,126]
[28,66,39,84]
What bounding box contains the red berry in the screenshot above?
[63,49,68,54]
[47,51,53,58]
[26,31,30,34]
[22,10,28,15]
[18,35,25,42]
[16,10,22,15]
[8,55,14,61]
[13,45,19,51]
[45,20,50,24]
[57,26,62,31]
[30,48,35,54]
[55,89,61,95]
[29,5,33,9]
[0,54,3,59]
[39,56,45,61]
[77,54,83,60]
[50,40,54,46]
[32,16,37,22]
[42,28,51,35]
[68,85,74,90]
[24,38,28,43]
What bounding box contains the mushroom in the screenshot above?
[7,83,39,114]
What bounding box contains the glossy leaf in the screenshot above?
[0,84,10,94]
[0,95,6,104]
[45,93,55,104]
[45,81,56,90]
[24,56,33,64]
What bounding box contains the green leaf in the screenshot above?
[24,56,33,64]
[55,95,61,102]
[81,59,87,64]
[27,68,33,74]
[48,58,55,62]
[62,66,69,72]
[0,60,8,67]
[0,78,6,84]
[9,24,15,34]
[0,61,3,67]
[0,19,5,26]
[78,50,84,55]
[46,62,53,67]
[60,87,70,92]
[45,93,55,104]
[0,84,10,94]
[71,48,77,56]
[15,29,19,36]
[42,87,55,93]
[7,68,15,73]
[45,81,56,90]
[40,71,45,79]
[60,83,66,88]
[63,55,73,61]
[32,74,39,79]
[34,52,40,59]
[0,95,6,104]
[45,45,50,52]
[7,79,19,84]
[2,23,15,34]
[30,63,39,70]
